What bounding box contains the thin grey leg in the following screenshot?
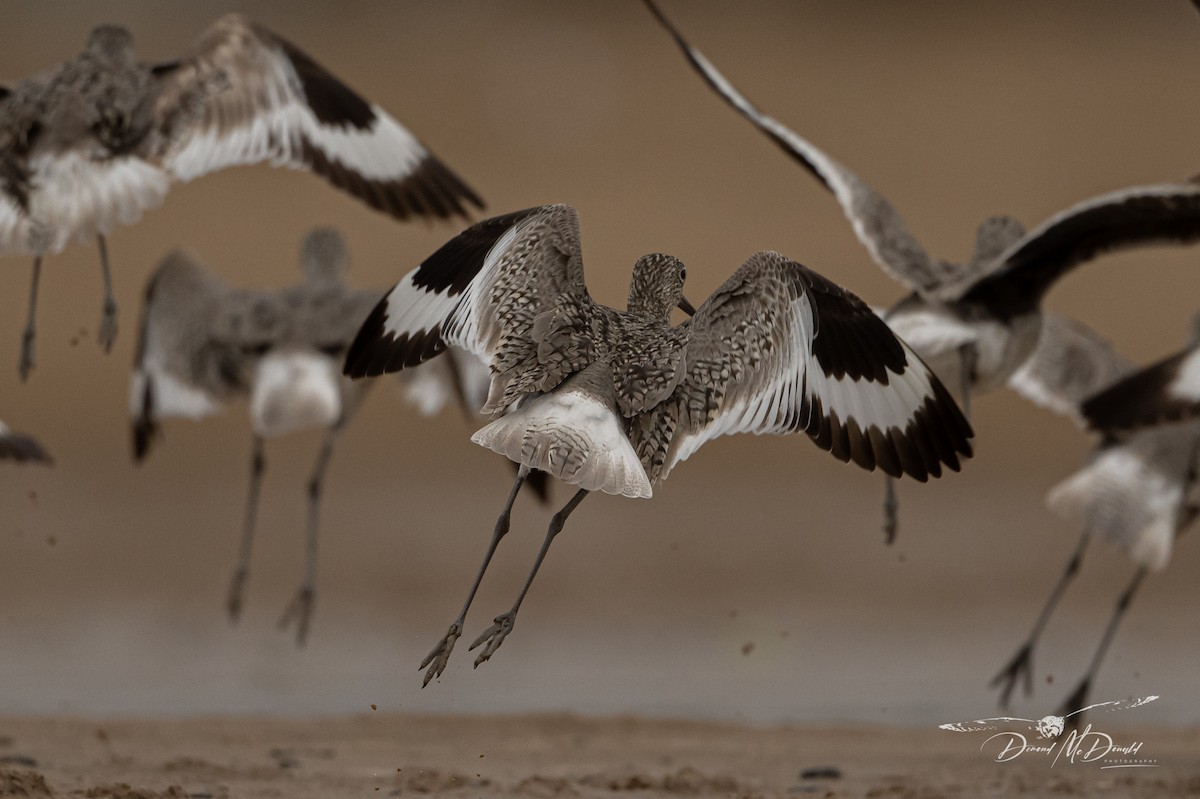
[227,436,266,622]
[991,531,1090,708]
[1056,566,1147,720]
[96,234,118,352]
[421,465,530,686]
[278,425,341,647]
[469,488,590,667]
[882,476,898,545]
[19,256,41,381]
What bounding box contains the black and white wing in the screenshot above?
[947,183,1200,311]
[1081,343,1200,434]
[1007,312,1134,425]
[644,0,952,294]
[344,204,593,411]
[150,14,483,222]
[636,252,973,483]
[0,421,52,465]
[130,250,284,461]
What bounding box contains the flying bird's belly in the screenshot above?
[6,150,170,255]
[883,303,975,399]
[884,303,1039,398]
[250,351,344,438]
[471,385,653,499]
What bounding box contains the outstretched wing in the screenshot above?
[1081,343,1200,434]
[1006,312,1134,425]
[635,252,973,483]
[947,183,1200,310]
[644,0,951,294]
[344,204,593,412]
[151,14,483,222]
[0,421,52,465]
[130,250,284,461]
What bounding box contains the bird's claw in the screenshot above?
[98,299,118,352]
[226,568,249,622]
[278,585,315,648]
[468,611,516,667]
[990,643,1035,709]
[419,622,462,687]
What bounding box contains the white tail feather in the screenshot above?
[1047,450,1177,571]
[471,391,652,499]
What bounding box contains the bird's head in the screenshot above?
[87,25,136,62]
[628,252,696,321]
[300,228,349,286]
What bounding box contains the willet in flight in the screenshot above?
[131,228,492,646]
[993,314,1200,715]
[645,0,1200,541]
[0,420,52,464]
[1,14,483,379]
[343,203,973,685]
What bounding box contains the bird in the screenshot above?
[645,0,1200,542]
[130,228,494,646]
[343,203,974,686]
[1,14,484,380]
[992,314,1200,717]
[0,419,52,464]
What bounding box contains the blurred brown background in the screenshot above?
[0,1,1197,726]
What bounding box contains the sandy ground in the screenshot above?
[1,2,1199,796]
[1,714,1198,799]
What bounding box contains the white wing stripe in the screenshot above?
[380,273,460,341]
[168,100,426,184]
[1169,348,1200,403]
[373,220,527,366]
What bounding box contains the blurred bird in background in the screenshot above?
[994,313,1200,718]
[644,0,1200,544]
[0,13,483,380]
[130,228,496,646]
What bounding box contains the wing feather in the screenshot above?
[1081,343,1200,433]
[344,204,593,412]
[645,0,950,293]
[1007,312,1133,425]
[0,421,52,465]
[150,14,482,222]
[949,183,1200,309]
[639,252,973,483]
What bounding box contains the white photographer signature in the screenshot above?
[939,696,1159,769]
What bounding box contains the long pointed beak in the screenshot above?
[677,296,697,317]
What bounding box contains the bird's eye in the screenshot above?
[679,268,687,280]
